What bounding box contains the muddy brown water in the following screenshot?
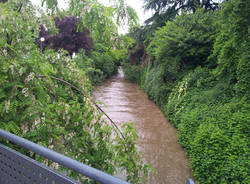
[94,69,193,184]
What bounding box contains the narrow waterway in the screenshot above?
[94,69,193,184]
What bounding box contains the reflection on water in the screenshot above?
[94,69,193,184]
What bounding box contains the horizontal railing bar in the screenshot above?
[0,129,129,184]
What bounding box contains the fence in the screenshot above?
[0,129,129,184]
[0,129,195,184]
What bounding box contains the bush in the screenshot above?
[147,9,217,71]
[90,51,118,78]
[123,0,250,183]
[143,64,171,107]
[184,102,250,184]
[0,2,150,183]
[74,49,120,85]
[122,62,141,83]
[164,67,250,183]
[209,0,249,98]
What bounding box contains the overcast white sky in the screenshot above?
[31,0,153,34]
[98,0,153,25]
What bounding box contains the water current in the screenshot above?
[94,69,193,184]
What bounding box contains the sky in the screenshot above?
[31,0,153,34]
[98,0,153,25]
[99,0,153,33]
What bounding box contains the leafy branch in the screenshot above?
[36,75,126,141]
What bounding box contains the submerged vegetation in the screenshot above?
[0,0,150,183]
[123,0,249,183]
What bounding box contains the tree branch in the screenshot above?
[17,3,23,12]
[37,75,126,142]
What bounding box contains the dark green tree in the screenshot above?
[144,0,219,13]
[143,0,220,30]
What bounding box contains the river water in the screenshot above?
[94,69,193,184]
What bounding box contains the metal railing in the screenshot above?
[186,178,195,184]
[0,129,129,184]
[0,129,195,184]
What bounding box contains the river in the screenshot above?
[94,69,193,184]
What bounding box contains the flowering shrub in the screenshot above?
[0,1,150,183]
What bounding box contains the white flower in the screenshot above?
[34,119,41,126]
[25,72,35,83]
[72,52,76,59]
[5,100,10,113]
[19,67,24,76]
[10,65,14,75]
[40,37,45,42]
[3,49,7,56]
[57,54,60,59]
[22,88,29,97]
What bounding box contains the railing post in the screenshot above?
[186,178,195,184]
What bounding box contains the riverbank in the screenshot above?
[94,69,193,183]
[121,1,249,183]
[122,61,249,184]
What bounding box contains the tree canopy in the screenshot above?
[0,0,150,183]
[122,0,250,183]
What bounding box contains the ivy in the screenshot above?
[122,0,250,183]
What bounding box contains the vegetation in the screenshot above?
[123,0,250,183]
[35,16,94,55]
[0,0,150,183]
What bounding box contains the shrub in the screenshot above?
[0,2,150,183]
[186,102,250,183]
[164,67,250,183]
[74,49,120,85]
[35,16,94,55]
[209,0,249,98]
[90,51,118,79]
[122,62,141,83]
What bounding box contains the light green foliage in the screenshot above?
[209,0,250,98]
[42,0,58,13]
[90,51,118,78]
[121,61,141,83]
[147,9,216,69]
[123,9,218,106]
[74,50,106,85]
[68,0,138,48]
[163,66,249,183]
[172,100,250,183]
[65,0,139,84]
[123,0,250,183]
[40,0,138,49]
[0,1,150,183]
[75,44,127,85]
[141,64,171,107]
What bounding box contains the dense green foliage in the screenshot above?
[0,0,150,183]
[123,0,250,183]
[75,49,119,85]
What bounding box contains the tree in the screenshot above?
[147,9,217,71]
[0,1,150,183]
[35,16,94,55]
[143,0,220,28]
[40,0,139,49]
[144,0,220,13]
